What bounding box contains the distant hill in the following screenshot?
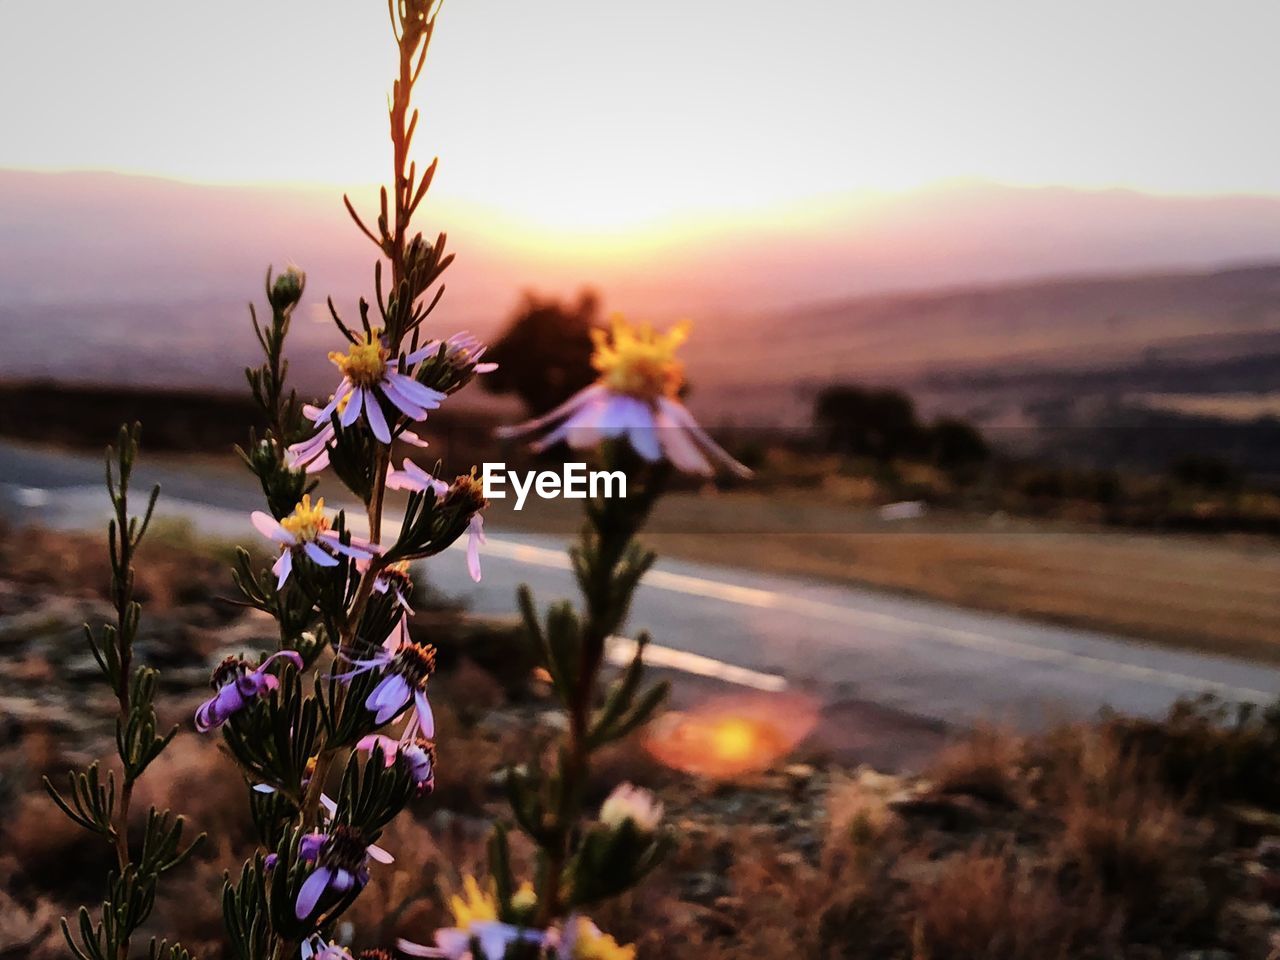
[2,169,1280,440]
[688,265,1280,425]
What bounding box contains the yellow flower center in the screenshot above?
[448,876,497,928]
[447,876,536,929]
[570,918,636,960]
[279,495,329,542]
[510,882,537,913]
[329,332,388,387]
[591,315,688,401]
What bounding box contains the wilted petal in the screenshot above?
[414,689,436,739]
[272,549,293,587]
[466,514,485,583]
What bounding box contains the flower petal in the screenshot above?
[380,377,430,420]
[659,398,752,478]
[252,511,296,545]
[496,383,605,438]
[466,515,484,583]
[295,866,332,919]
[304,542,340,567]
[414,689,436,739]
[340,383,364,427]
[387,374,446,409]
[365,389,392,443]
[272,549,293,587]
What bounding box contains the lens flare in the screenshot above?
[643,692,819,779]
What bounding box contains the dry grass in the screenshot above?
[489,482,1280,661]
[908,848,1079,960]
[4,524,1278,959]
[650,524,1280,663]
[925,726,1025,807]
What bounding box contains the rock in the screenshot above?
[783,762,816,784]
[1225,804,1280,846]
[887,789,990,830]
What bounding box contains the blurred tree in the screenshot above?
[482,289,601,415]
[1169,453,1240,491]
[814,384,924,461]
[928,416,990,472]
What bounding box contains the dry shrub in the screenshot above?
[4,790,115,898]
[586,732,679,803]
[0,889,62,959]
[428,701,507,812]
[1104,695,1280,810]
[824,773,904,872]
[436,657,507,725]
[909,846,1079,960]
[0,523,230,614]
[926,725,1025,806]
[322,813,480,952]
[1042,729,1223,944]
[131,735,252,848]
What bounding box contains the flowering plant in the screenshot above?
[46,3,747,958]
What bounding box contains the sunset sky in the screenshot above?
[3,0,1280,236]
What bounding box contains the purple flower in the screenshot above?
[251,495,378,588]
[397,922,542,960]
[311,331,448,445]
[288,401,429,473]
[496,316,750,478]
[195,650,304,732]
[357,733,436,795]
[369,559,416,614]
[333,624,437,734]
[295,824,393,920]
[385,459,449,497]
[406,331,499,379]
[388,463,487,582]
[301,937,353,960]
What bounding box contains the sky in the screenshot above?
[3,1,1280,235]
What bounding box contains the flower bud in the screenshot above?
[269,266,306,311]
[599,782,663,833]
[444,471,487,515]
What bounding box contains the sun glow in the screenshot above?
[644,693,819,779]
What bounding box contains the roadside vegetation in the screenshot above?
[4,524,1280,958]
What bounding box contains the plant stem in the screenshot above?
[535,454,664,926]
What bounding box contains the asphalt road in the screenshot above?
[4,439,1280,742]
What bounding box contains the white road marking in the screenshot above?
[16,486,1268,704]
[470,535,1274,703]
[605,636,788,693]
